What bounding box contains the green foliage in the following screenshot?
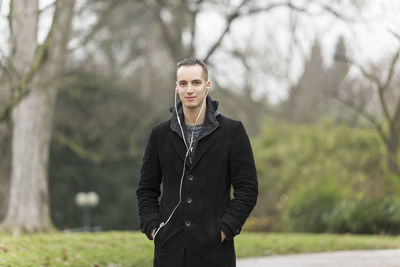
[281,179,346,232]
[49,71,166,231]
[325,197,400,234]
[251,118,396,233]
[243,216,275,232]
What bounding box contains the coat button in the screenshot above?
[185,220,191,227]
[186,197,192,204]
[187,175,193,181]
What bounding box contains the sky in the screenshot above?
[1,0,399,105]
[195,1,400,104]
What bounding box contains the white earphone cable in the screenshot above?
[153,89,208,241]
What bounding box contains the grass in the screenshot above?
[235,232,400,257]
[0,231,400,266]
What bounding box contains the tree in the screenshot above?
[334,31,400,174]
[0,0,75,234]
[0,123,10,221]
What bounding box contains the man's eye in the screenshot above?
[193,81,201,85]
[180,83,187,87]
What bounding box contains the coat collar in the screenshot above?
[168,95,221,168]
[169,95,220,139]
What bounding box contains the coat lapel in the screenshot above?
[189,130,221,171]
[167,131,186,162]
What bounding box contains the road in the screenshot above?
[237,249,400,267]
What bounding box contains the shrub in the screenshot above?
[324,197,400,234]
[243,216,276,232]
[281,179,346,232]
[252,118,393,233]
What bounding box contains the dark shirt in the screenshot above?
[184,123,203,164]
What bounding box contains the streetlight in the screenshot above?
[75,191,99,232]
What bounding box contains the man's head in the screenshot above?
[176,58,210,110]
[176,58,208,81]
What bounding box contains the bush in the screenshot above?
[324,197,400,234]
[252,118,394,233]
[281,180,346,232]
[243,216,276,232]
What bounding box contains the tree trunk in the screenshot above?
[387,128,400,175]
[0,0,39,234]
[0,0,75,234]
[0,122,11,221]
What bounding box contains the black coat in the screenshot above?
[136,96,258,267]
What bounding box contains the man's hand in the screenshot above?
[221,231,227,242]
[151,228,156,240]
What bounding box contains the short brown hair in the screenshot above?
[176,57,208,81]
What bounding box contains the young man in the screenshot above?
[136,58,258,267]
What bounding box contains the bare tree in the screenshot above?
[0,0,75,234]
[334,32,400,174]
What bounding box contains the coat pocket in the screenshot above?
[215,220,223,249]
[153,226,164,249]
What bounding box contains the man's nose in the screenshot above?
[187,85,194,93]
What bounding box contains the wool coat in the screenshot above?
[136,96,258,267]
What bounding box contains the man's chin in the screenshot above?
[183,103,201,109]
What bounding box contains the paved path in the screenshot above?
[237,249,400,267]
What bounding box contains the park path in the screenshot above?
[237,249,400,267]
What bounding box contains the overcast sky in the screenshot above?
[195,1,400,103]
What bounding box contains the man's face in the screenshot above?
[176,64,210,110]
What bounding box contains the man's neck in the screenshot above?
[183,105,206,126]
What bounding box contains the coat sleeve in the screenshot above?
[136,125,162,240]
[221,121,258,239]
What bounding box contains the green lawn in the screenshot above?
[1,231,400,266]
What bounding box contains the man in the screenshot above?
[136,58,258,267]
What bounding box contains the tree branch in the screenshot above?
[392,75,400,133]
[0,48,21,82]
[247,2,307,15]
[379,48,400,124]
[388,28,400,42]
[69,0,124,52]
[382,48,400,94]
[38,0,56,15]
[203,0,248,63]
[0,85,28,122]
[1,0,76,122]
[53,133,136,163]
[187,0,205,56]
[393,96,400,134]
[313,2,353,22]
[335,53,393,125]
[333,93,388,145]
[151,0,176,59]
[334,54,381,87]
[203,1,334,63]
